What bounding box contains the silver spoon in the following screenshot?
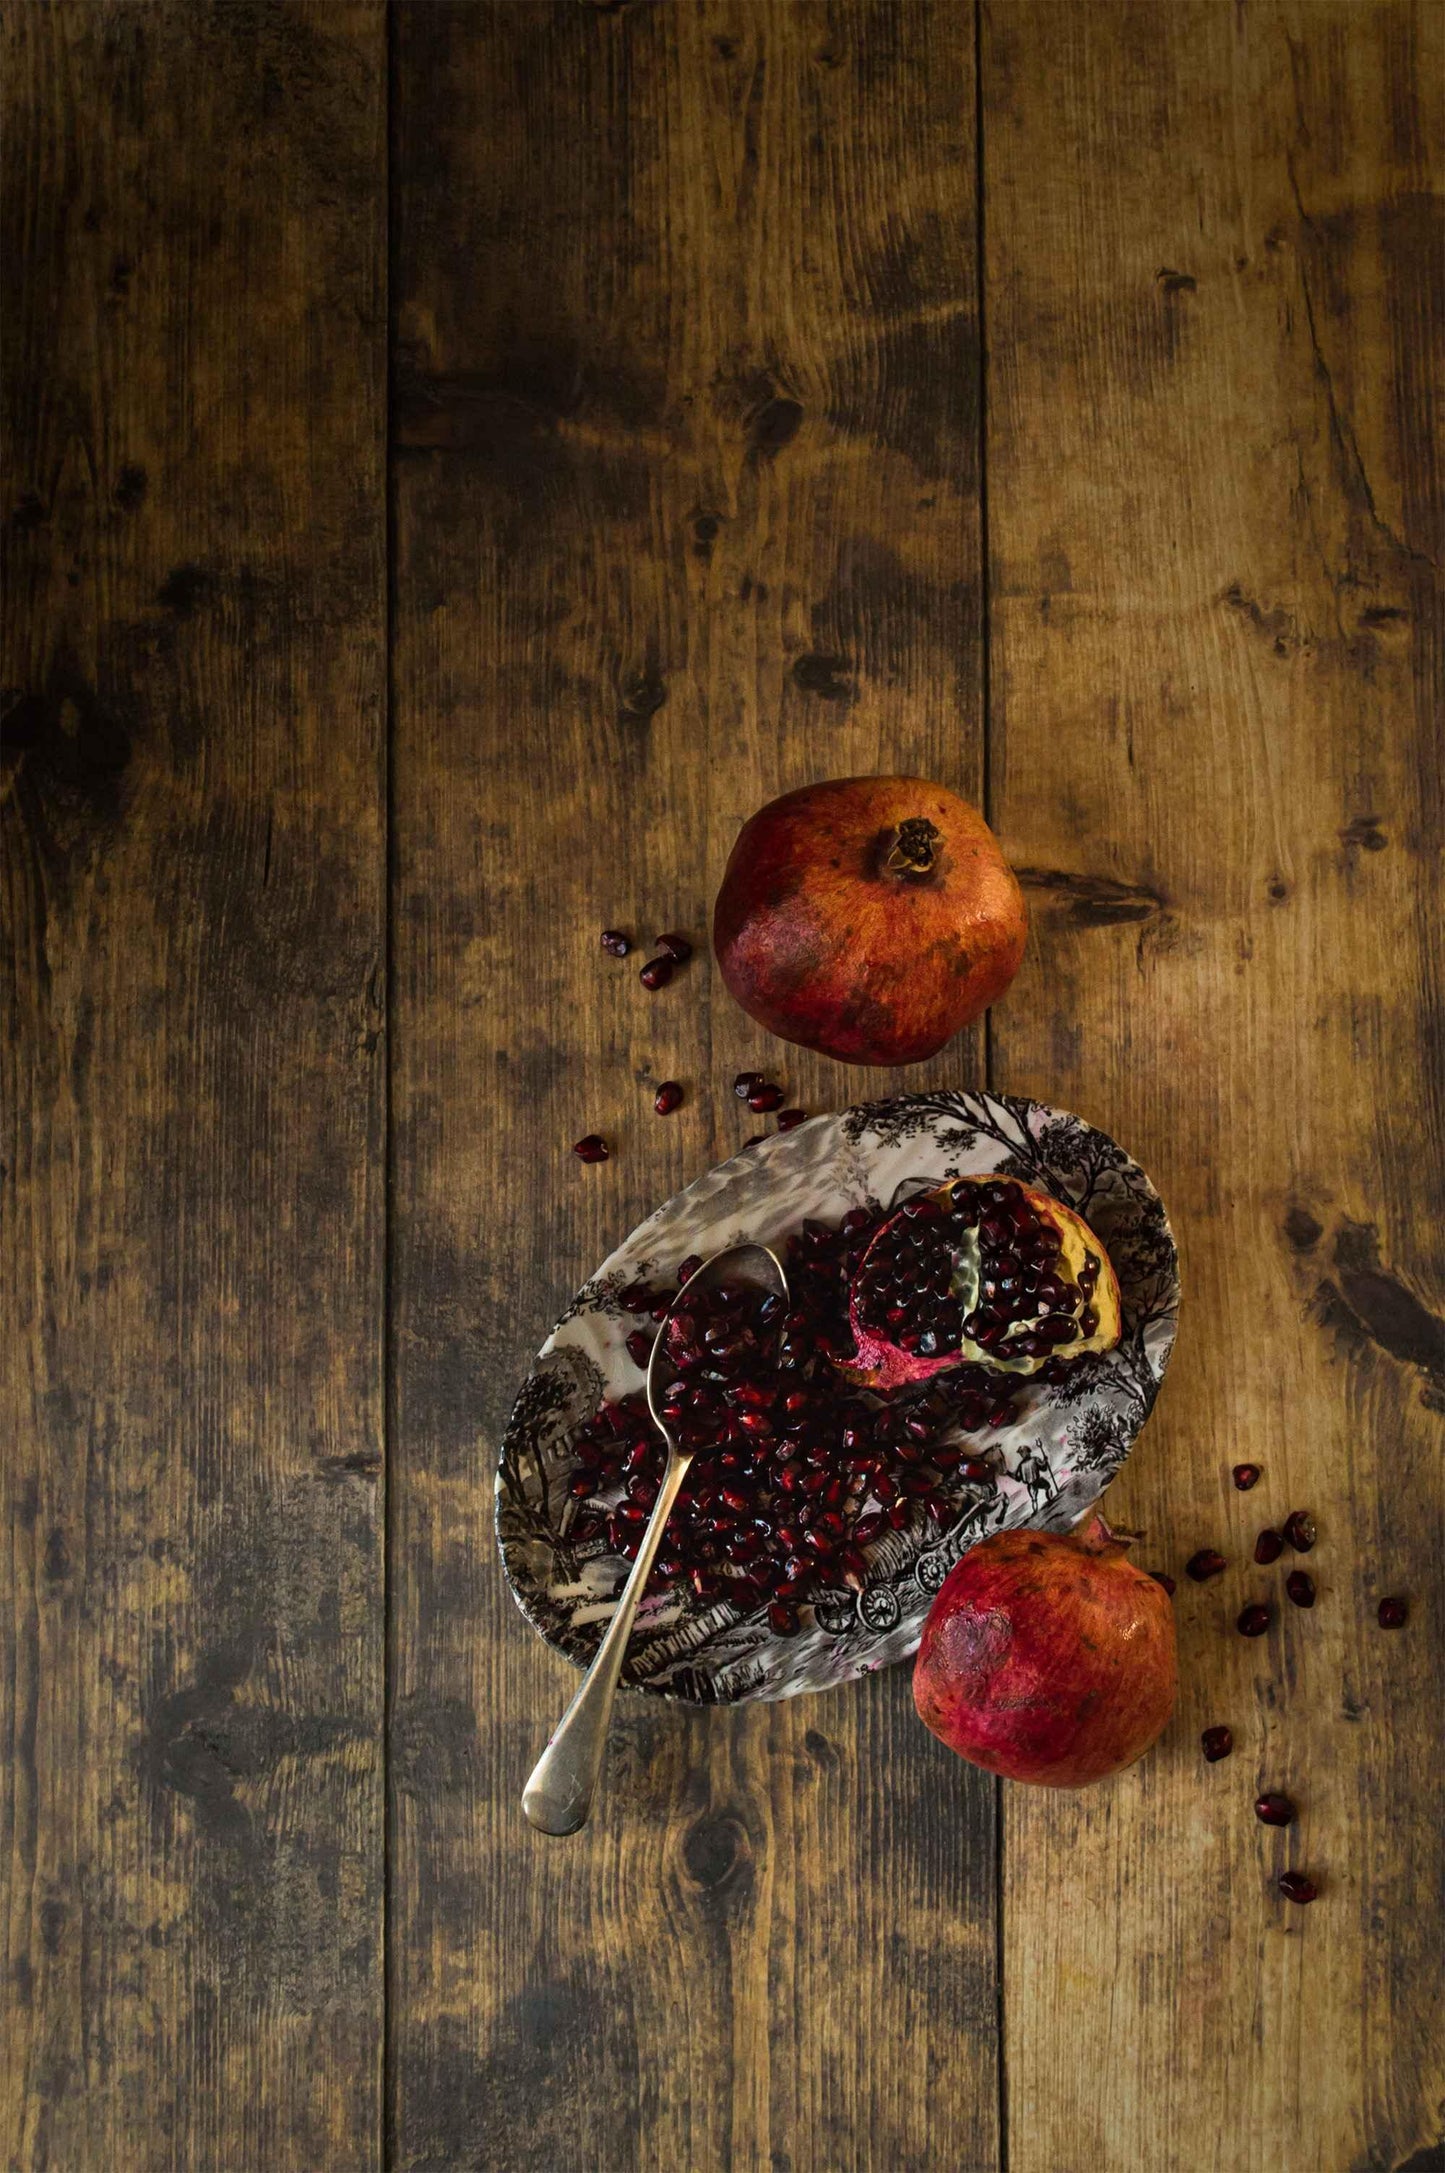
[522,1240,789,1835]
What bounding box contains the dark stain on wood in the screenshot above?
[1283,1206,1323,1252]
[793,651,855,699]
[1015,866,1169,928]
[1340,813,1389,852]
[1219,582,1303,656]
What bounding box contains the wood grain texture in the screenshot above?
[390,3,995,2168]
[983,3,1443,2168]
[1,5,387,2168]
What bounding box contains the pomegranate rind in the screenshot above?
[841,1176,1121,1392]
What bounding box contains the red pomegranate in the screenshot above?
[712,776,1027,1065]
[843,1174,1121,1393]
[913,1516,1176,1785]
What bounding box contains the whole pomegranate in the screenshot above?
[712,776,1026,1065]
[913,1516,1176,1785]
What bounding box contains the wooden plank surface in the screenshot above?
[984,3,1444,2169]
[1,6,387,2168]
[389,3,997,2168]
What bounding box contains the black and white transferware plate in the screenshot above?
[497,1091,1179,1704]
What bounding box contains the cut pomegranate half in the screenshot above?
[839,1174,1121,1393]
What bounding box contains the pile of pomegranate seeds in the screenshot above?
[561,1199,1075,1622]
[573,1134,609,1163]
[1201,1725,1233,1761]
[1232,1462,1262,1489]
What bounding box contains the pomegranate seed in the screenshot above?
[1148,1571,1177,1596]
[624,1330,653,1367]
[1285,1570,1315,1607]
[573,1134,609,1163]
[1186,1549,1227,1582]
[653,1080,684,1115]
[776,1109,808,1131]
[1254,1528,1284,1565]
[677,1255,703,1284]
[1238,1602,1271,1637]
[1282,1509,1316,1552]
[600,929,631,957]
[1377,1595,1408,1628]
[1201,1725,1233,1761]
[639,955,674,990]
[1255,1791,1294,1826]
[733,1071,764,1098]
[768,1601,801,1636]
[1278,1871,1317,1905]
[747,1083,784,1112]
[655,932,693,963]
[1232,1462,1262,1490]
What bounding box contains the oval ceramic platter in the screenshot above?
[497,1090,1179,1704]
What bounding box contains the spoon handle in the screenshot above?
[522,1448,689,1834]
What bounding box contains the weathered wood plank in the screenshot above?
[390,3,995,2167]
[984,3,1443,2167]
[1,5,387,2167]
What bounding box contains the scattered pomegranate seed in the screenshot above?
[733,1071,765,1098]
[600,928,631,957]
[1282,1509,1316,1552]
[677,1254,703,1284]
[1238,1602,1271,1637]
[655,932,693,963]
[639,956,674,990]
[1201,1725,1233,1761]
[1186,1549,1227,1582]
[776,1109,808,1131]
[1255,1791,1295,1826]
[1377,1595,1408,1628]
[653,1080,684,1115]
[1277,1871,1317,1905]
[624,1330,653,1367]
[742,1136,766,1149]
[1148,1570,1177,1596]
[573,1134,609,1163]
[747,1083,785,1112]
[1254,1528,1284,1565]
[1232,1462,1262,1490]
[1285,1570,1315,1607]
